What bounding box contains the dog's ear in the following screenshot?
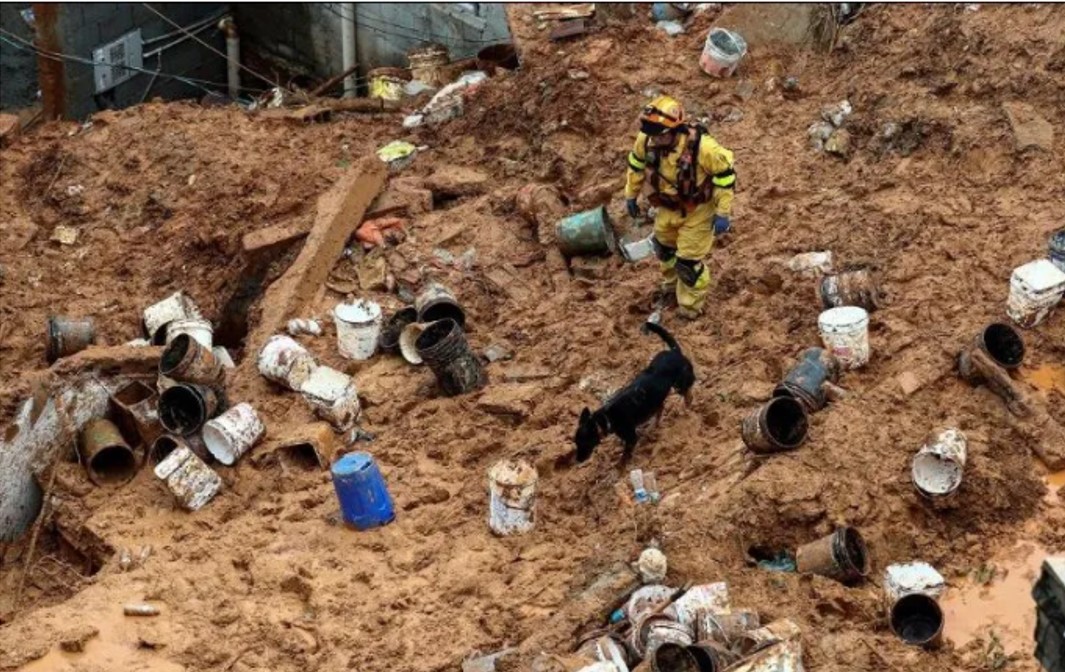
[579,407,592,423]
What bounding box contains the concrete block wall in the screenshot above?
[52,2,229,120]
[0,2,39,110]
[235,3,511,88]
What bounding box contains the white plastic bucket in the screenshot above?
[143,291,201,343]
[700,28,747,78]
[257,334,318,391]
[818,306,870,369]
[334,300,383,360]
[912,428,967,498]
[166,317,214,349]
[1006,259,1065,329]
[625,584,676,622]
[299,365,361,430]
[203,403,266,466]
[154,445,223,511]
[488,459,537,535]
[883,562,946,605]
[664,582,731,629]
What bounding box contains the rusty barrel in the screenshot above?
[416,318,485,396]
[773,347,840,413]
[740,396,809,454]
[796,527,869,584]
[160,333,226,387]
[46,315,96,364]
[80,418,138,486]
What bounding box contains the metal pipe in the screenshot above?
[218,17,240,100]
[340,3,357,98]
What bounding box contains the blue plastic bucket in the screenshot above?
[1050,228,1065,272]
[331,452,395,530]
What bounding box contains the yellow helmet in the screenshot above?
[640,95,685,135]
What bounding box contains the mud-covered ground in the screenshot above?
[2,4,1064,672]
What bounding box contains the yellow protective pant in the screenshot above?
[653,201,714,312]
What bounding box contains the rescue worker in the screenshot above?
[624,95,736,320]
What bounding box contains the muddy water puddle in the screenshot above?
[941,541,1046,655]
[1021,364,1065,395]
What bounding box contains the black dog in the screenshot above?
[574,322,695,463]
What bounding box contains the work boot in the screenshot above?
[676,306,701,321]
[652,284,678,309]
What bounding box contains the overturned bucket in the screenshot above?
[379,306,418,354]
[665,583,731,630]
[80,418,138,486]
[741,396,809,454]
[300,365,361,430]
[334,299,383,361]
[416,318,486,396]
[160,333,226,387]
[159,383,221,436]
[890,593,944,648]
[202,403,265,466]
[331,451,395,530]
[773,347,841,413]
[1007,259,1065,329]
[154,444,222,511]
[556,207,618,257]
[796,527,869,584]
[46,316,96,364]
[488,459,537,535]
[819,266,882,312]
[912,428,967,498]
[818,306,870,369]
[143,291,201,345]
[415,282,466,327]
[258,334,318,391]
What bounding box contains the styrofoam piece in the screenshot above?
[637,548,668,583]
[257,334,317,391]
[883,562,946,605]
[334,300,383,360]
[818,306,870,369]
[487,459,537,536]
[154,445,222,511]
[1007,259,1065,328]
[202,403,265,466]
[912,428,967,498]
[300,365,360,430]
[166,318,213,348]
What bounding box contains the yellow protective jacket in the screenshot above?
[624,128,735,216]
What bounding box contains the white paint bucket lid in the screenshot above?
[818,305,869,332]
[334,300,382,325]
[1012,259,1065,293]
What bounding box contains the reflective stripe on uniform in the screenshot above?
[712,167,736,189]
[628,151,646,172]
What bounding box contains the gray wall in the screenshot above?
[52,3,229,120]
[236,3,511,86]
[0,3,39,110]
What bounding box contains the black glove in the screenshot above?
[713,215,732,236]
[626,198,640,219]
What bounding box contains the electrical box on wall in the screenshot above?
[92,29,143,94]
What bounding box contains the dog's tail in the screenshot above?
[643,321,681,352]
